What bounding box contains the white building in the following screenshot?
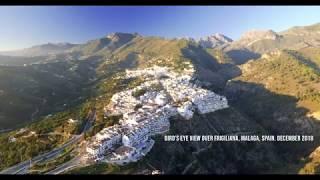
[122,124,150,147]
[177,101,194,120]
[105,138,155,165]
[86,65,229,165]
[86,126,122,159]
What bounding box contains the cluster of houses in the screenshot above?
[85,65,229,165]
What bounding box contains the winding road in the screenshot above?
[0,109,96,175]
[0,135,82,175]
[45,156,82,174]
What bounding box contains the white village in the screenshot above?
[84,64,229,165]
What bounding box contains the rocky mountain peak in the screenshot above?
[198,33,233,48]
[239,29,280,42]
[106,32,139,41]
[211,33,233,43]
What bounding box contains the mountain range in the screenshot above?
[3,22,320,65]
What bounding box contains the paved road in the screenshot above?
[0,110,96,175]
[45,110,96,174]
[0,135,82,175]
[0,129,12,134]
[45,156,82,175]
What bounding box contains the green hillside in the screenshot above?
[0,56,100,129]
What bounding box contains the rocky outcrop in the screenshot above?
[198,33,233,49]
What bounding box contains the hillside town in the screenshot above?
[84,65,229,165]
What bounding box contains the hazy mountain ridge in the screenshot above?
[3,22,320,59]
[0,43,78,57]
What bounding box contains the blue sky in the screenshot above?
[0,6,320,51]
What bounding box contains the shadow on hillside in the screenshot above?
[0,55,104,131]
[181,45,242,93]
[179,44,320,173]
[285,49,320,73]
[226,49,261,65]
[225,80,320,173]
